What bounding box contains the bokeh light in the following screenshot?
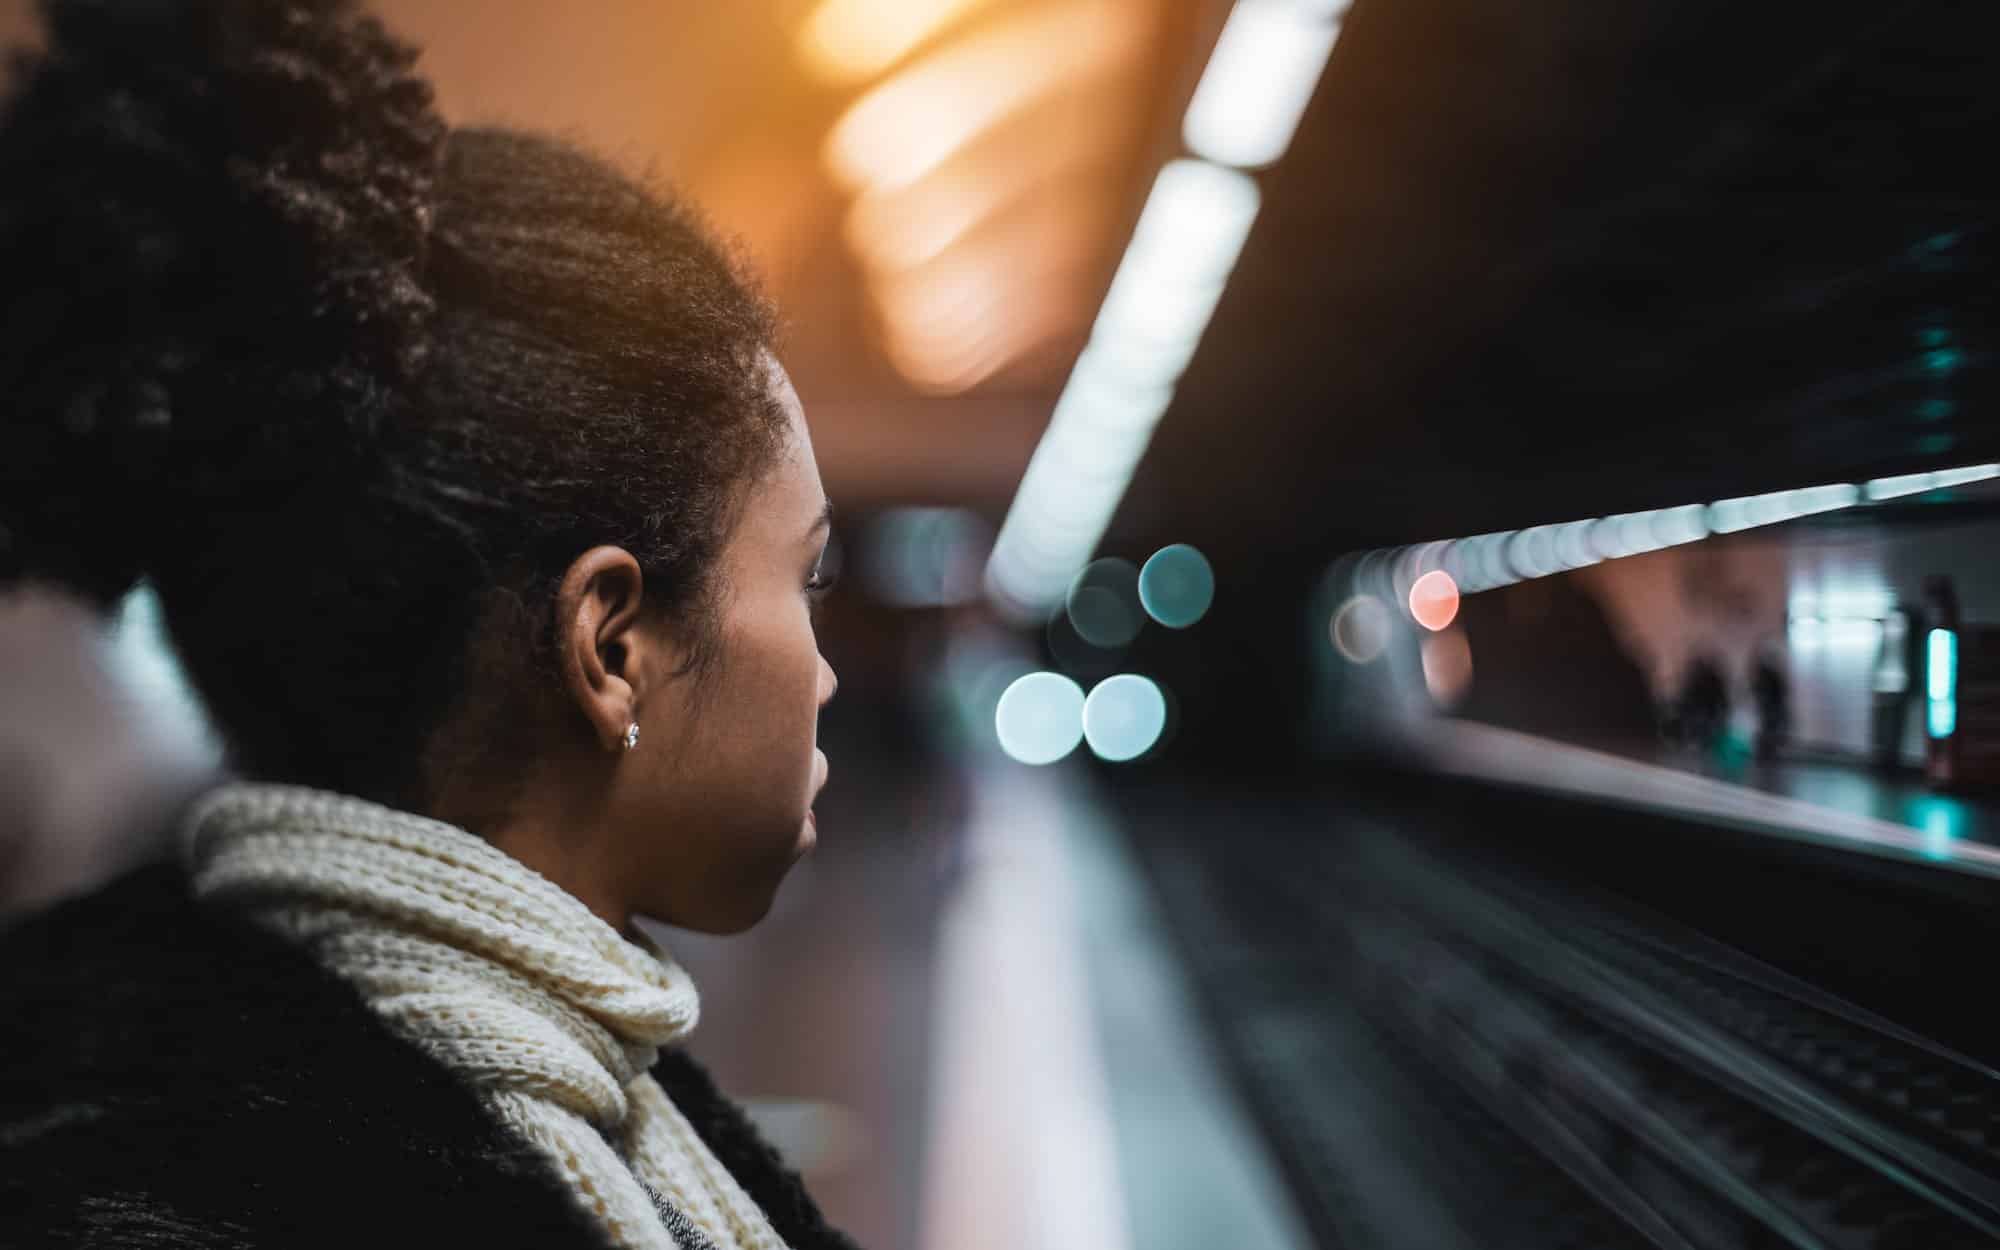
[1408,569,1460,632]
[984,161,1260,617]
[824,2,1137,194]
[1421,630,1474,706]
[1329,459,2000,631]
[1046,602,1122,675]
[797,0,989,85]
[1330,594,1391,663]
[1082,674,1167,762]
[941,647,1035,748]
[1914,799,1964,861]
[1066,558,1145,647]
[863,507,986,607]
[994,671,1086,765]
[1138,543,1215,628]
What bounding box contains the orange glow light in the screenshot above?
[1408,569,1460,632]
[874,238,1093,393]
[847,180,994,274]
[798,0,991,85]
[843,91,1133,274]
[824,0,1140,195]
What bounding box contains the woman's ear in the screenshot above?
[552,546,662,752]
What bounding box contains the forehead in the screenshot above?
[763,350,804,415]
[756,356,823,512]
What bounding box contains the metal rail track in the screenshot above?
[1130,801,2000,1248]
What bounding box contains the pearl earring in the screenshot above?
[623,722,640,752]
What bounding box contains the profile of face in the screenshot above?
[482,358,838,935]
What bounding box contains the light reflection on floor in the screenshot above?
[1651,747,1994,854]
[1423,720,2000,877]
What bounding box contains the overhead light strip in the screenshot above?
[1344,461,2000,602]
[985,0,1353,620]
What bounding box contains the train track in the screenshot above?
[1133,799,2000,1249]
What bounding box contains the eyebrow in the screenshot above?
[806,500,833,541]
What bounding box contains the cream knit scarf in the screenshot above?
[183,782,789,1250]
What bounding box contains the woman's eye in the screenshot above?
[806,559,837,599]
[805,536,839,612]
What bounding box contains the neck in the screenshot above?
[484,818,631,935]
[430,761,633,934]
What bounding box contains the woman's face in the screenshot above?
[477,360,838,935]
[619,365,838,933]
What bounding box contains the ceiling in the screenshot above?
[348,0,1210,510]
[0,0,1213,506]
[1135,0,2000,568]
[5,0,1995,575]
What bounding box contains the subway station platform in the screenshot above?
[1104,744,2000,1249]
[1665,747,2000,848]
[668,710,2000,1249]
[1415,719,2000,878]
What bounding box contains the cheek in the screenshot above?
[780,618,827,752]
[711,606,824,776]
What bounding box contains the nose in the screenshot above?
[817,654,838,707]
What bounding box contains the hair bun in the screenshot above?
[0,0,445,603]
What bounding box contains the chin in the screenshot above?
[697,885,784,935]
[659,894,770,936]
[645,826,812,936]
[673,863,801,936]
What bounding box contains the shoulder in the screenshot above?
[0,859,242,1066]
[653,1049,863,1250]
[0,862,617,1249]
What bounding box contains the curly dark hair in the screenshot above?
[0,0,786,811]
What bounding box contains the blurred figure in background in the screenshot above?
[0,3,855,1247]
[1751,643,1791,763]
[1672,653,1732,752]
[1871,606,1921,770]
[1451,573,1660,746]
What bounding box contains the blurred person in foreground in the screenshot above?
[0,3,854,1248]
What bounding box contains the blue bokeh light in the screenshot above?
[1082,674,1168,762]
[994,671,1086,765]
[1066,558,1145,648]
[1138,544,1215,628]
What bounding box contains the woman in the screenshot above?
[0,2,855,1247]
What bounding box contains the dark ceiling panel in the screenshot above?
[1132,0,1999,567]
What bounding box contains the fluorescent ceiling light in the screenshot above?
[1708,485,1855,533]
[1863,464,1999,500]
[985,4,1343,619]
[986,161,1261,618]
[1121,159,1263,283]
[1341,460,1997,611]
[1934,463,2000,488]
[1183,0,1345,169]
[1090,162,1260,383]
[1650,504,1710,546]
[1864,471,1936,501]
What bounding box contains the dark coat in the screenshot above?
[0,860,861,1250]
